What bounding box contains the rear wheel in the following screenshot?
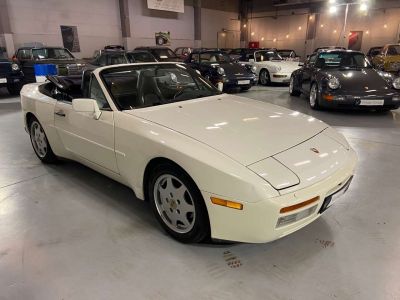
[259,69,271,85]
[148,162,210,243]
[29,117,57,163]
[309,83,321,110]
[289,76,301,96]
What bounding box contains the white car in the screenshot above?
[240,49,302,85]
[20,62,357,243]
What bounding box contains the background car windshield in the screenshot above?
[200,52,230,63]
[101,64,220,110]
[278,51,291,57]
[32,48,74,60]
[387,45,400,55]
[127,52,156,63]
[152,49,177,59]
[255,51,282,62]
[108,54,128,65]
[318,52,371,68]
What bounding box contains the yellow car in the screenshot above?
[372,44,400,73]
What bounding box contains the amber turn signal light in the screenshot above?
[280,196,320,213]
[323,94,334,101]
[211,197,243,210]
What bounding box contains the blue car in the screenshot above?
[0,49,24,95]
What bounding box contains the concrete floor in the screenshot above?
[1,86,400,300]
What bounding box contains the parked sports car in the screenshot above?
[13,46,85,83]
[366,46,382,62]
[21,62,357,243]
[278,49,300,61]
[185,50,257,91]
[134,47,183,62]
[372,44,400,74]
[289,49,400,111]
[239,49,301,85]
[0,49,24,95]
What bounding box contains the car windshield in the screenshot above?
[278,51,292,57]
[387,45,400,55]
[317,52,371,69]
[127,52,157,63]
[200,52,231,63]
[101,64,220,110]
[0,50,7,60]
[254,50,282,62]
[151,49,177,59]
[32,48,74,60]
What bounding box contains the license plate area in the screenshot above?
[319,176,353,213]
[238,80,250,85]
[0,78,7,83]
[360,99,384,106]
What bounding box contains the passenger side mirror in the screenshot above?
[72,98,101,120]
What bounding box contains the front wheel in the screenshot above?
[29,117,58,163]
[259,69,271,85]
[289,76,301,96]
[309,83,321,110]
[148,163,210,243]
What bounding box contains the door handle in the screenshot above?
[55,110,66,117]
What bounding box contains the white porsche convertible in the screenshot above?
[240,49,301,85]
[21,63,357,243]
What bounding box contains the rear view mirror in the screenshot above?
[72,98,101,120]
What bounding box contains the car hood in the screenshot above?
[212,62,252,77]
[125,94,328,166]
[322,68,390,93]
[256,60,301,72]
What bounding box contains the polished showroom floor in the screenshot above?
[1,86,399,300]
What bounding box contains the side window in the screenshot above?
[308,54,317,65]
[89,75,110,109]
[98,55,107,66]
[190,54,199,63]
[18,49,31,60]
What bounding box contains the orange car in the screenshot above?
[372,44,400,73]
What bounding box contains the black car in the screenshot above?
[126,50,157,63]
[290,50,400,111]
[0,49,24,95]
[86,49,128,69]
[185,50,257,91]
[366,46,382,62]
[134,47,182,62]
[14,46,85,83]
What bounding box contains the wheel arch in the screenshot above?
[25,111,37,129]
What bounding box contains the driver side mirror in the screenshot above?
[72,98,101,120]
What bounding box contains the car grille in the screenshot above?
[66,64,84,75]
[0,63,11,77]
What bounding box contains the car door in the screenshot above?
[301,53,317,93]
[54,74,119,173]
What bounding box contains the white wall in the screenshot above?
[6,0,122,58]
[126,0,195,50]
[201,8,240,48]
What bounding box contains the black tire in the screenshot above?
[309,82,321,110]
[28,116,58,163]
[289,75,301,96]
[259,69,271,86]
[147,162,210,243]
[7,83,22,96]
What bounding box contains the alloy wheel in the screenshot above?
[30,121,48,158]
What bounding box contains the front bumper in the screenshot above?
[0,72,24,87]
[319,93,400,109]
[270,72,291,83]
[202,148,357,243]
[217,75,258,89]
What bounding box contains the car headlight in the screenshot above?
[393,77,400,90]
[217,67,225,75]
[11,63,20,71]
[328,77,340,89]
[251,66,257,73]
